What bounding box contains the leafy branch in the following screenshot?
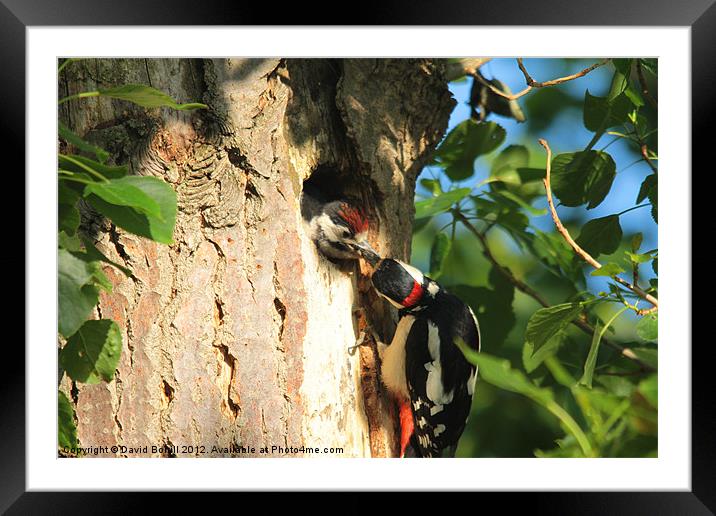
[419,57,659,458]
[454,210,654,372]
[539,138,658,316]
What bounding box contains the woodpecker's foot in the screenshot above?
[347,331,368,356]
[348,325,383,356]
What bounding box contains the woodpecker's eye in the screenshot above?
[342,229,351,238]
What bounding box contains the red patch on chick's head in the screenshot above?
[337,203,369,234]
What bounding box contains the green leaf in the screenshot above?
[78,237,132,277]
[575,215,623,258]
[89,262,112,292]
[489,144,529,186]
[637,374,657,407]
[58,180,81,235]
[59,180,81,205]
[58,249,103,337]
[637,173,657,223]
[529,229,585,285]
[625,251,653,264]
[472,196,500,216]
[525,302,583,354]
[420,178,442,195]
[612,58,633,76]
[414,188,471,219]
[640,59,658,76]
[596,374,636,398]
[458,345,595,457]
[590,262,626,277]
[98,84,208,110]
[525,88,583,132]
[59,154,128,180]
[86,176,177,244]
[59,122,109,163]
[632,347,658,369]
[516,167,546,183]
[495,210,529,233]
[579,307,628,388]
[58,231,82,252]
[631,232,643,253]
[457,346,552,404]
[85,177,164,221]
[624,84,645,108]
[58,391,78,449]
[583,91,633,132]
[433,120,506,180]
[492,144,529,173]
[429,233,451,278]
[451,267,515,349]
[636,312,658,342]
[412,216,431,233]
[636,174,657,204]
[60,319,122,384]
[59,202,80,236]
[647,182,657,223]
[608,67,630,101]
[523,333,563,373]
[488,190,547,216]
[551,151,616,209]
[525,88,583,134]
[652,257,658,275]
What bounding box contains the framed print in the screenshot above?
[6,0,709,512]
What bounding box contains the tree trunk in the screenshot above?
[59,58,453,457]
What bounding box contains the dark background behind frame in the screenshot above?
[4,0,709,512]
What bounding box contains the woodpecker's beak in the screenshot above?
[352,240,381,266]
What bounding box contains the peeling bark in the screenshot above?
[60,58,453,457]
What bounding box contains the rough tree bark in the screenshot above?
[59,58,453,457]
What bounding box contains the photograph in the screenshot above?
[56,56,659,459]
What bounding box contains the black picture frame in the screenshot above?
[6,0,707,512]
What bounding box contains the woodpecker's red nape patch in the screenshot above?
[399,401,414,458]
[338,203,369,234]
[401,280,423,307]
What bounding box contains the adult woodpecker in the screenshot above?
[371,258,481,458]
[301,185,381,265]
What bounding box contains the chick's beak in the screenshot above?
[352,240,381,266]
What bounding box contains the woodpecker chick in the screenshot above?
[371,258,481,458]
[301,187,381,265]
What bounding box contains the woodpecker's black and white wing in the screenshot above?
[405,293,480,458]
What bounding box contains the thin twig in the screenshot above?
[639,144,658,175]
[474,58,610,101]
[454,210,654,372]
[474,74,532,101]
[454,210,550,306]
[518,58,610,88]
[635,306,658,317]
[539,138,659,311]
